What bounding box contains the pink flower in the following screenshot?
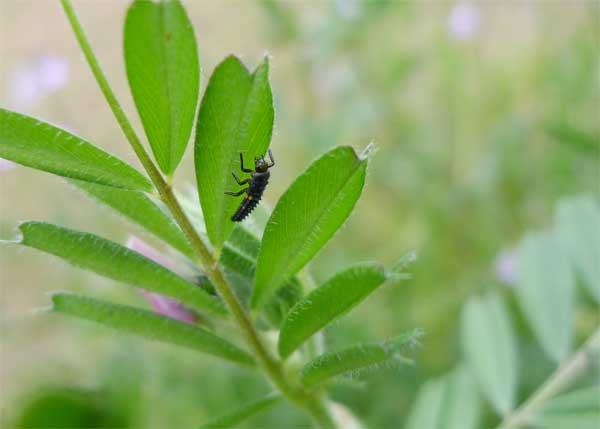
[126,235,197,324]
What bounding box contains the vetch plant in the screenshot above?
[0,1,419,427]
[404,195,600,429]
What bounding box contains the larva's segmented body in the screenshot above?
[225,150,275,222]
[231,171,269,221]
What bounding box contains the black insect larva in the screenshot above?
[225,149,275,222]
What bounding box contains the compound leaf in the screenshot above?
[198,393,281,429]
[52,293,251,366]
[299,331,421,388]
[124,0,200,175]
[195,56,273,249]
[278,262,386,358]
[253,146,368,309]
[461,293,517,416]
[19,222,225,317]
[0,109,151,191]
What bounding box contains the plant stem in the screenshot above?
[498,327,600,429]
[59,1,334,427]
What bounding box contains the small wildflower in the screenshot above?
[495,249,518,286]
[447,2,481,41]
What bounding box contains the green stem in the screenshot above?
[59,1,334,427]
[498,327,600,429]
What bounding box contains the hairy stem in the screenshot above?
[59,1,334,427]
[499,327,600,429]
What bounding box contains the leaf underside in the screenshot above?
[19,222,226,317]
[195,55,273,249]
[278,262,387,359]
[52,293,252,366]
[252,146,368,310]
[124,0,200,175]
[300,331,421,388]
[0,108,151,191]
[71,179,194,258]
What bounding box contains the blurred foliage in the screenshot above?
[1,1,598,428]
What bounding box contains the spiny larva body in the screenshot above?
[225,149,275,222]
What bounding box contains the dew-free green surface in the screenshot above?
[19,222,225,317]
[461,293,517,416]
[556,196,600,303]
[71,180,194,258]
[52,293,252,366]
[299,332,419,388]
[253,146,367,309]
[278,262,386,358]
[516,231,575,363]
[0,109,151,191]
[531,387,600,429]
[195,56,273,249]
[198,393,281,429]
[124,0,199,175]
[405,367,481,429]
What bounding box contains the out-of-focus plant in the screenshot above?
[404,195,600,429]
[0,1,419,427]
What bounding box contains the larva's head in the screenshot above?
[254,156,269,173]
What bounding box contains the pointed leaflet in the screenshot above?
[516,231,575,363]
[199,394,281,429]
[19,222,225,317]
[252,146,368,309]
[461,293,517,416]
[556,196,600,303]
[195,56,274,248]
[278,262,387,358]
[300,331,421,388]
[124,0,199,175]
[0,109,151,191]
[52,293,252,366]
[71,180,194,258]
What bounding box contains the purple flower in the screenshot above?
[0,158,16,172]
[7,55,70,109]
[447,2,481,41]
[126,235,197,324]
[495,249,519,286]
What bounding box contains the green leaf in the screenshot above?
[278,262,386,358]
[461,293,517,416]
[19,222,225,317]
[198,393,281,429]
[124,0,200,175]
[405,367,481,429]
[195,56,274,249]
[253,146,368,309]
[0,109,151,191]
[300,331,420,388]
[71,180,194,258]
[530,387,600,429]
[52,293,252,366]
[516,231,575,363]
[556,196,600,303]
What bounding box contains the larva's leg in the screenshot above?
[225,188,248,197]
[232,172,250,185]
[267,149,275,168]
[239,153,253,173]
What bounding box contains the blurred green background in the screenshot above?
[1,1,598,428]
